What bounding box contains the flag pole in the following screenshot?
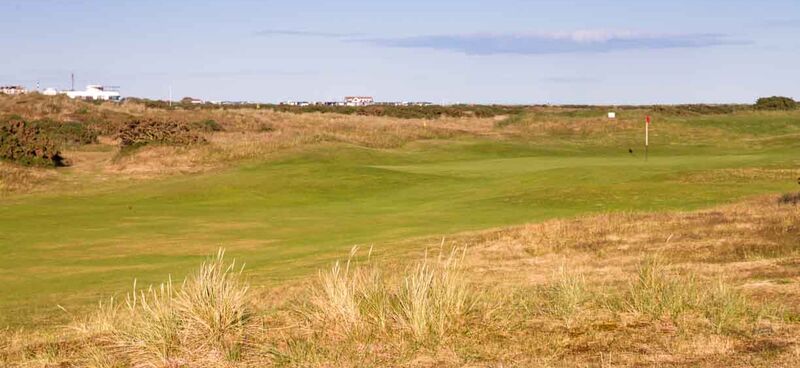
[645,115,650,161]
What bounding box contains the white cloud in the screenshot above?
[363,31,748,55]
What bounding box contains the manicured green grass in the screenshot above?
[1,111,798,327]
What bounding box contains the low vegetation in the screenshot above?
[28,119,98,145]
[270,104,526,119]
[780,192,800,205]
[117,119,207,150]
[0,117,65,167]
[64,250,251,367]
[2,196,798,367]
[122,98,525,119]
[755,96,797,111]
[304,246,473,343]
[191,119,224,132]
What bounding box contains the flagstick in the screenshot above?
[645,116,650,162]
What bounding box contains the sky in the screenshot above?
[1,0,799,104]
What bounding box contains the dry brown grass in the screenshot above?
[26,250,255,368]
[3,195,798,367]
[680,168,800,184]
[0,162,58,196]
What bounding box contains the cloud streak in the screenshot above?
[541,76,599,84]
[255,29,361,38]
[362,31,746,55]
[762,19,800,28]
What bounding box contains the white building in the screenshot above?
[281,101,311,106]
[0,85,28,95]
[64,85,121,101]
[344,96,374,106]
[181,97,204,104]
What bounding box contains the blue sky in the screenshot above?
[1,0,798,104]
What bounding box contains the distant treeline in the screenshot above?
[125,98,526,119]
[125,96,796,119]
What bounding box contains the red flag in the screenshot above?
[646,115,651,124]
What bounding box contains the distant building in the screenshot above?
[64,85,121,101]
[0,85,27,95]
[344,96,374,106]
[42,88,59,96]
[378,101,433,106]
[281,101,310,106]
[181,97,205,104]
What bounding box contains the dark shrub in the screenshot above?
[116,119,207,148]
[779,192,800,205]
[192,119,224,132]
[0,118,65,167]
[29,119,98,145]
[652,105,739,116]
[258,123,275,132]
[755,96,796,111]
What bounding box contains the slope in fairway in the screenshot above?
[1,131,798,326]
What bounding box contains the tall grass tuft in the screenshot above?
[304,245,475,344]
[619,257,761,333]
[623,257,700,319]
[544,266,589,321]
[310,247,364,331]
[95,249,251,367]
[396,247,471,341]
[116,280,182,368]
[174,249,251,358]
[703,279,752,333]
